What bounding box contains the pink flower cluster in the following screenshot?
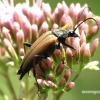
[0,0,99,95]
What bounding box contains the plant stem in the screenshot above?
[37,95,46,100]
[3,72,17,100]
[30,85,38,100]
[24,75,29,100]
[0,89,9,100]
[71,68,82,82]
[53,91,63,100]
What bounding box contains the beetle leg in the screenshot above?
[56,42,60,49]
[34,53,49,73]
[57,34,75,50]
[59,40,75,50]
[23,42,32,54]
[33,54,50,93]
[34,55,45,60]
[53,42,62,50]
[32,58,40,93]
[24,42,32,47]
[34,54,50,73]
[35,52,50,60]
[63,43,75,50]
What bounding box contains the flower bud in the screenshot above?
[64,69,71,81]
[31,24,38,42]
[47,73,53,81]
[22,3,30,18]
[16,30,24,49]
[37,79,48,87]
[79,6,89,21]
[78,22,88,35]
[59,78,66,89]
[46,57,54,70]
[57,3,64,19]
[47,81,57,89]
[2,27,12,42]
[53,49,62,63]
[68,3,80,24]
[42,3,51,18]
[60,14,73,29]
[89,25,99,35]
[79,42,86,63]
[96,16,100,27]
[3,38,18,62]
[66,82,75,91]
[35,68,45,79]
[56,62,65,75]
[39,60,48,71]
[21,16,31,40]
[65,37,71,48]
[2,14,14,33]
[72,37,80,56]
[39,21,49,36]
[52,23,59,29]
[13,22,20,32]
[14,4,23,22]
[83,44,90,64]
[90,38,99,57]
[19,48,24,56]
[87,10,93,18]
[80,30,86,45]
[0,47,7,56]
[52,7,59,24]
[29,8,35,24]
[32,4,44,26]
[62,1,68,15]
[66,48,73,68]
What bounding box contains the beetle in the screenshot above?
[17,9,99,80]
[17,29,78,80]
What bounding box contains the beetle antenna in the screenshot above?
[74,6,92,29]
[73,17,99,32]
[73,6,99,32]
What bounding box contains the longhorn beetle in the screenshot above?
[17,7,99,81]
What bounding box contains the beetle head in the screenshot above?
[68,30,79,38]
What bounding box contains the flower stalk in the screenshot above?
[53,91,63,100]
[0,72,17,100]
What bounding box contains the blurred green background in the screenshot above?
[0,0,100,100]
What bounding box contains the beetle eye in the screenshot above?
[71,31,73,34]
[68,30,77,37]
[70,30,74,35]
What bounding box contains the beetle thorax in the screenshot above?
[52,29,69,37]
